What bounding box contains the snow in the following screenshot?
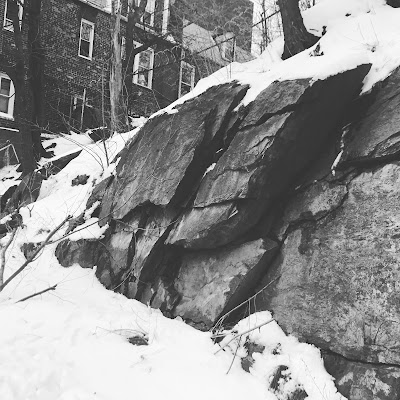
[0,165,20,196]
[2,1,399,398]
[41,132,94,161]
[154,0,400,117]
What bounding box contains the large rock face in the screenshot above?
[255,67,400,399]
[259,163,400,363]
[56,63,400,398]
[167,67,370,249]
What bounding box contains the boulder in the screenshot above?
[100,82,249,222]
[55,239,101,270]
[257,163,400,366]
[167,65,371,249]
[172,238,278,328]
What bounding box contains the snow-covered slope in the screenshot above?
[1,1,400,399]
[0,129,343,400]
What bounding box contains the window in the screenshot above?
[222,37,236,62]
[3,0,23,32]
[132,42,154,89]
[0,73,15,119]
[78,19,95,59]
[139,0,155,27]
[178,61,195,98]
[215,33,236,62]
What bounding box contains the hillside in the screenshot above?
[1,1,400,399]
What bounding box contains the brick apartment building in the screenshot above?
[0,0,254,165]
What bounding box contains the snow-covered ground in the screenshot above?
[1,0,400,398]
[0,128,343,400]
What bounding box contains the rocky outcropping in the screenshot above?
[255,67,400,399]
[53,63,400,398]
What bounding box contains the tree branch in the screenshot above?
[215,318,275,355]
[16,283,57,302]
[0,215,71,292]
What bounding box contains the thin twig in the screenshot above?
[215,318,275,355]
[16,284,57,303]
[0,215,71,292]
[226,336,241,375]
[212,274,281,333]
[0,229,18,287]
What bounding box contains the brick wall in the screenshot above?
[0,0,252,164]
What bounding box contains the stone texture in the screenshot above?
[274,181,348,240]
[342,66,400,163]
[55,239,101,270]
[323,352,400,400]
[166,199,260,249]
[124,206,178,299]
[241,79,310,126]
[86,175,113,210]
[257,163,400,366]
[167,65,371,249]
[101,82,248,221]
[172,238,278,327]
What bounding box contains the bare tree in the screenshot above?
[109,0,256,129]
[5,0,48,174]
[6,0,36,174]
[110,0,129,134]
[253,0,282,54]
[28,0,47,160]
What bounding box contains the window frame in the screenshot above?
[178,61,195,98]
[139,0,155,27]
[3,0,24,32]
[132,41,154,89]
[161,0,170,34]
[0,72,15,120]
[216,33,236,63]
[78,18,95,60]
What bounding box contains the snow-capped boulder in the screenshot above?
[167,66,370,249]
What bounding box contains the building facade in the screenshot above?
[0,0,254,165]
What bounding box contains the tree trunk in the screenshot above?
[110,0,129,134]
[28,0,47,160]
[123,0,148,104]
[277,0,318,60]
[8,0,36,174]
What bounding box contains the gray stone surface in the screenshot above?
[168,66,370,249]
[257,163,400,365]
[343,66,400,163]
[102,82,248,221]
[323,352,400,400]
[173,238,278,327]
